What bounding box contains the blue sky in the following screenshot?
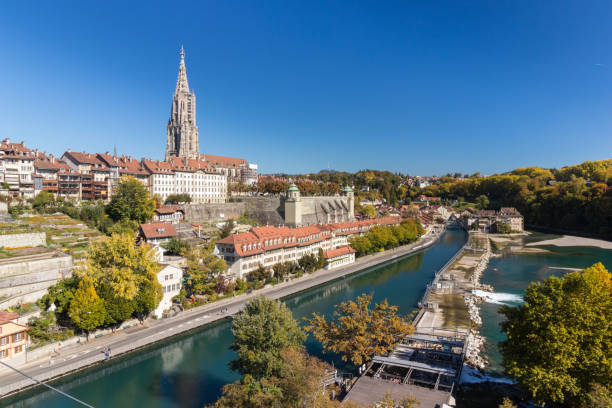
[1,1,611,175]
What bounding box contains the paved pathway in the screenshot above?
[0,234,439,398]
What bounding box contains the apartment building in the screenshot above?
[0,139,36,198]
[0,311,29,365]
[142,157,227,204]
[215,217,401,278]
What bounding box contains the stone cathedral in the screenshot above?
[166,47,200,159]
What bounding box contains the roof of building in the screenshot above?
[34,154,72,172]
[62,151,108,167]
[0,321,29,336]
[217,217,401,257]
[202,154,247,168]
[475,210,497,217]
[140,222,178,240]
[287,183,299,192]
[97,153,149,176]
[142,157,217,175]
[154,205,184,215]
[324,245,356,259]
[0,139,36,159]
[498,207,522,216]
[0,311,19,325]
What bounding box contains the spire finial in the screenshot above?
[175,46,189,93]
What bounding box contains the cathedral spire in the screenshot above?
[175,46,190,94]
[166,47,199,160]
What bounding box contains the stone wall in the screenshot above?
[183,202,246,223]
[0,232,46,248]
[0,254,73,308]
[183,197,284,226]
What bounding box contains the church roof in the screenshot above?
[287,183,299,192]
[202,154,247,168]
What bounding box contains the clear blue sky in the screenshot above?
[1,1,611,175]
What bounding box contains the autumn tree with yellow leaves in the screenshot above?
[304,294,414,365]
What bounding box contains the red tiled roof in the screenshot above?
[140,222,178,240]
[97,153,149,176]
[141,157,214,174]
[324,245,356,259]
[0,311,19,324]
[0,140,33,154]
[155,205,183,215]
[217,217,401,257]
[63,151,107,167]
[34,154,71,172]
[203,154,247,167]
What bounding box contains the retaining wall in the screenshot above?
[184,197,285,225]
[0,232,46,249]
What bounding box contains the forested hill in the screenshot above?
[422,159,612,239]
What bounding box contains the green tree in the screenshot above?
[31,191,55,213]
[220,219,236,238]
[86,233,162,322]
[476,194,489,209]
[498,398,517,408]
[69,276,106,336]
[38,276,79,326]
[162,237,190,255]
[183,244,227,296]
[305,294,414,365]
[230,296,306,379]
[164,193,192,204]
[363,204,377,219]
[499,263,612,406]
[98,284,136,327]
[106,176,155,224]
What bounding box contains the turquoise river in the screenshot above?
[3,230,611,407]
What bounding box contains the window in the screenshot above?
[13,333,22,342]
[0,350,5,358]
[0,336,6,345]
[14,345,22,353]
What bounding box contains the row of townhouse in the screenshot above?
[0,139,36,198]
[460,207,524,233]
[214,216,401,278]
[142,157,226,203]
[0,139,229,203]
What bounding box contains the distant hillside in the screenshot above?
[422,159,612,239]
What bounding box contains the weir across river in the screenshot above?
[344,230,490,408]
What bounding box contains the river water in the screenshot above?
[478,233,612,373]
[4,230,611,407]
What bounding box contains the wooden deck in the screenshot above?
[343,376,450,407]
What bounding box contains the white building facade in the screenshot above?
[154,264,183,318]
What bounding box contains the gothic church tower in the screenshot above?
[166,47,200,159]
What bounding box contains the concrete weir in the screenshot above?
[344,231,492,408]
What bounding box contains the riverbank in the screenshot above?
[526,234,612,249]
[0,232,441,399]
